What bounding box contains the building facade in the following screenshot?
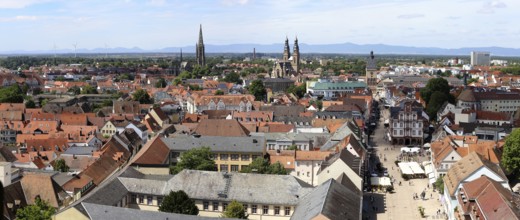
[389,100,425,145]
[271,37,300,78]
[366,51,378,91]
[470,51,490,66]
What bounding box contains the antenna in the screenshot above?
[72,42,78,58]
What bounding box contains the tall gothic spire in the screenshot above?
[283,36,290,61]
[198,24,204,45]
[196,24,206,66]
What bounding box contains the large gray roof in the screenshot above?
[118,170,314,205]
[83,178,128,206]
[252,132,331,142]
[291,179,362,220]
[81,202,230,220]
[161,136,265,153]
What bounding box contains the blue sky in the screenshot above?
[0,0,518,51]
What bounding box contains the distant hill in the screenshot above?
[2,43,520,56]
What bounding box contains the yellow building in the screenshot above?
[163,135,265,172]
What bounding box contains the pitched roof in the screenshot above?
[162,135,264,153]
[295,151,333,161]
[444,152,507,196]
[131,135,170,165]
[457,89,477,102]
[459,176,520,220]
[20,173,66,208]
[476,110,511,121]
[193,119,250,137]
[291,179,361,220]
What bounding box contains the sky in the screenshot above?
[0,0,519,51]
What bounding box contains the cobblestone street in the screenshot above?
[364,108,445,220]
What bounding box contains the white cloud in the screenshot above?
[147,0,166,6]
[221,0,250,6]
[0,0,53,9]
[0,15,38,22]
[397,14,425,19]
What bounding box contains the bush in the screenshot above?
[418,206,425,218]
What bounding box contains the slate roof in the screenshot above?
[259,105,305,118]
[80,203,230,220]
[457,89,477,102]
[291,179,361,220]
[310,82,367,90]
[162,135,264,153]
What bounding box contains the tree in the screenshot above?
[241,157,287,175]
[223,72,242,84]
[420,78,451,106]
[434,176,444,194]
[222,200,248,219]
[426,91,448,121]
[159,190,198,215]
[132,89,153,104]
[25,100,36,108]
[16,196,56,220]
[248,80,266,101]
[81,85,98,94]
[155,78,167,88]
[286,84,306,98]
[68,86,81,95]
[55,76,66,81]
[215,90,224,95]
[0,84,24,103]
[170,147,216,174]
[502,129,520,178]
[53,159,70,172]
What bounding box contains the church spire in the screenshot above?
[196,24,206,66]
[283,36,290,61]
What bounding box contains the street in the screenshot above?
[363,107,445,220]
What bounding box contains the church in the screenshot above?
[271,37,300,78]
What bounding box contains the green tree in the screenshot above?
[159,190,198,215]
[25,100,36,108]
[16,196,56,220]
[426,91,448,121]
[223,72,242,84]
[309,100,323,111]
[286,84,306,98]
[53,159,70,172]
[0,84,24,103]
[241,157,287,175]
[222,200,248,219]
[434,176,444,194]
[170,147,216,174]
[420,78,451,105]
[502,129,520,178]
[248,80,266,101]
[68,86,81,95]
[55,76,66,81]
[81,85,98,94]
[287,145,298,150]
[155,78,167,88]
[132,89,153,104]
[215,90,224,95]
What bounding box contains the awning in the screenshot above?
[371,177,392,186]
[398,162,425,175]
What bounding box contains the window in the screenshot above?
[220,164,229,172]
[241,154,250,161]
[231,154,239,161]
[274,206,280,215]
[285,207,291,215]
[203,201,209,210]
[263,205,269,214]
[220,154,229,161]
[157,197,162,206]
[223,203,228,211]
[147,196,153,205]
[231,165,239,172]
[243,204,248,213]
[138,195,144,204]
[213,202,219,211]
[241,165,248,170]
[131,195,137,203]
[252,155,259,160]
[252,205,257,214]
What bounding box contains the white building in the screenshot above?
[470,51,490,66]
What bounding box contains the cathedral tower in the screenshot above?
[196,24,206,66]
[292,37,300,73]
[282,37,290,61]
[366,51,378,91]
